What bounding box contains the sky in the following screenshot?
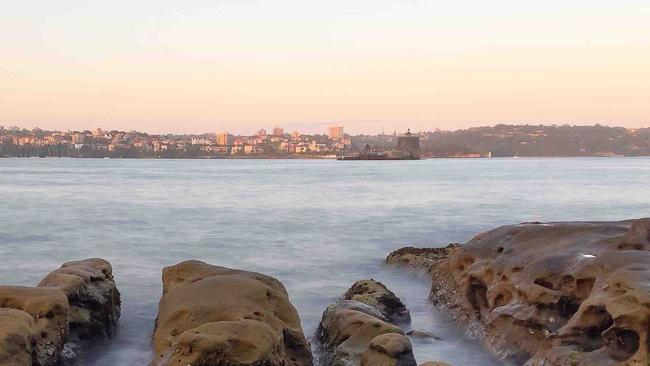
[1,0,649,135]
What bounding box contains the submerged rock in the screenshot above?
[0,258,120,366]
[317,282,416,366]
[388,218,650,366]
[151,260,312,366]
[344,279,411,324]
[406,329,442,341]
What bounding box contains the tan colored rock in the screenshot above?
[386,244,460,274]
[406,329,442,341]
[317,283,417,366]
[151,260,312,366]
[0,258,120,365]
[38,258,121,340]
[0,286,69,366]
[344,279,411,323]
[388,219,650,366]
[418,362,453,366]
[332,299,391,323]
[360,333,417,366]
[0,308,34,366]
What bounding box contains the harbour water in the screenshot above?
[1,157,649,365]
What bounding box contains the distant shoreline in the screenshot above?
[3,124,649,159]
[2,155,648,160]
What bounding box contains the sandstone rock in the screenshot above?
[344,279,411,323]
[317,304,414,366]
[38,258,121,341]
[406,329,442,341]
[0,308,34,366]
[317,281,417,366]
[151,260,312,366]
[0,258,120,366]
[386,244,461,274]
[330,299,391,323]
[388,219,650,366]
[360,333,417,366]
[0,286,69,366]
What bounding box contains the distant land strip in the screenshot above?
[1,124,649,158]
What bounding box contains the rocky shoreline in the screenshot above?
[387,219,649,366]
[1,218,648,365]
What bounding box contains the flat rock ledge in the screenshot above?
[0,258,121,366]
[151,260,313,366]
[316,280,417,366]
[387,218,650,366]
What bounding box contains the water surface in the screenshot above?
[1,158,649,365]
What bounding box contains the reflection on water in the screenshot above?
[1,158,649,365]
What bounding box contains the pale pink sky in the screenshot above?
[1,0,649,134]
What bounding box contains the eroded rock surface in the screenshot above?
[0,258,120,366]
[0,308,36,366]
[317,283,416,366]
[39,258,121,341]
[151,260,312,366]
[344,279,411,323]
[0,286,70,366]
[386,244,460,274]
[387,219,650,366]
[418,362,453,366]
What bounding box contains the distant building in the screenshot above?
[328,126,344,140]
[191,137,210,145]
[396,129,420,159]
[257,129,267,137]
[72,133,86,144]
[244,145,258,154]
[216,132,234,146]
[272,127,284,136]
[291,130,301,139]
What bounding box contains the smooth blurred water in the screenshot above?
[1,157,649,365]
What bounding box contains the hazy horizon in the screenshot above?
[1,0,649,134]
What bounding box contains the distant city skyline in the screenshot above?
[4,123,650,159]
[1,121,647,136]
[1,1,649,134]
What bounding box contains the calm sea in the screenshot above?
[1,158,649,365]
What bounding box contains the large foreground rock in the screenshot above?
[387,219,650,366]
[151,260,312,366]
[0,258,120,366]
[317,282,416,366]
